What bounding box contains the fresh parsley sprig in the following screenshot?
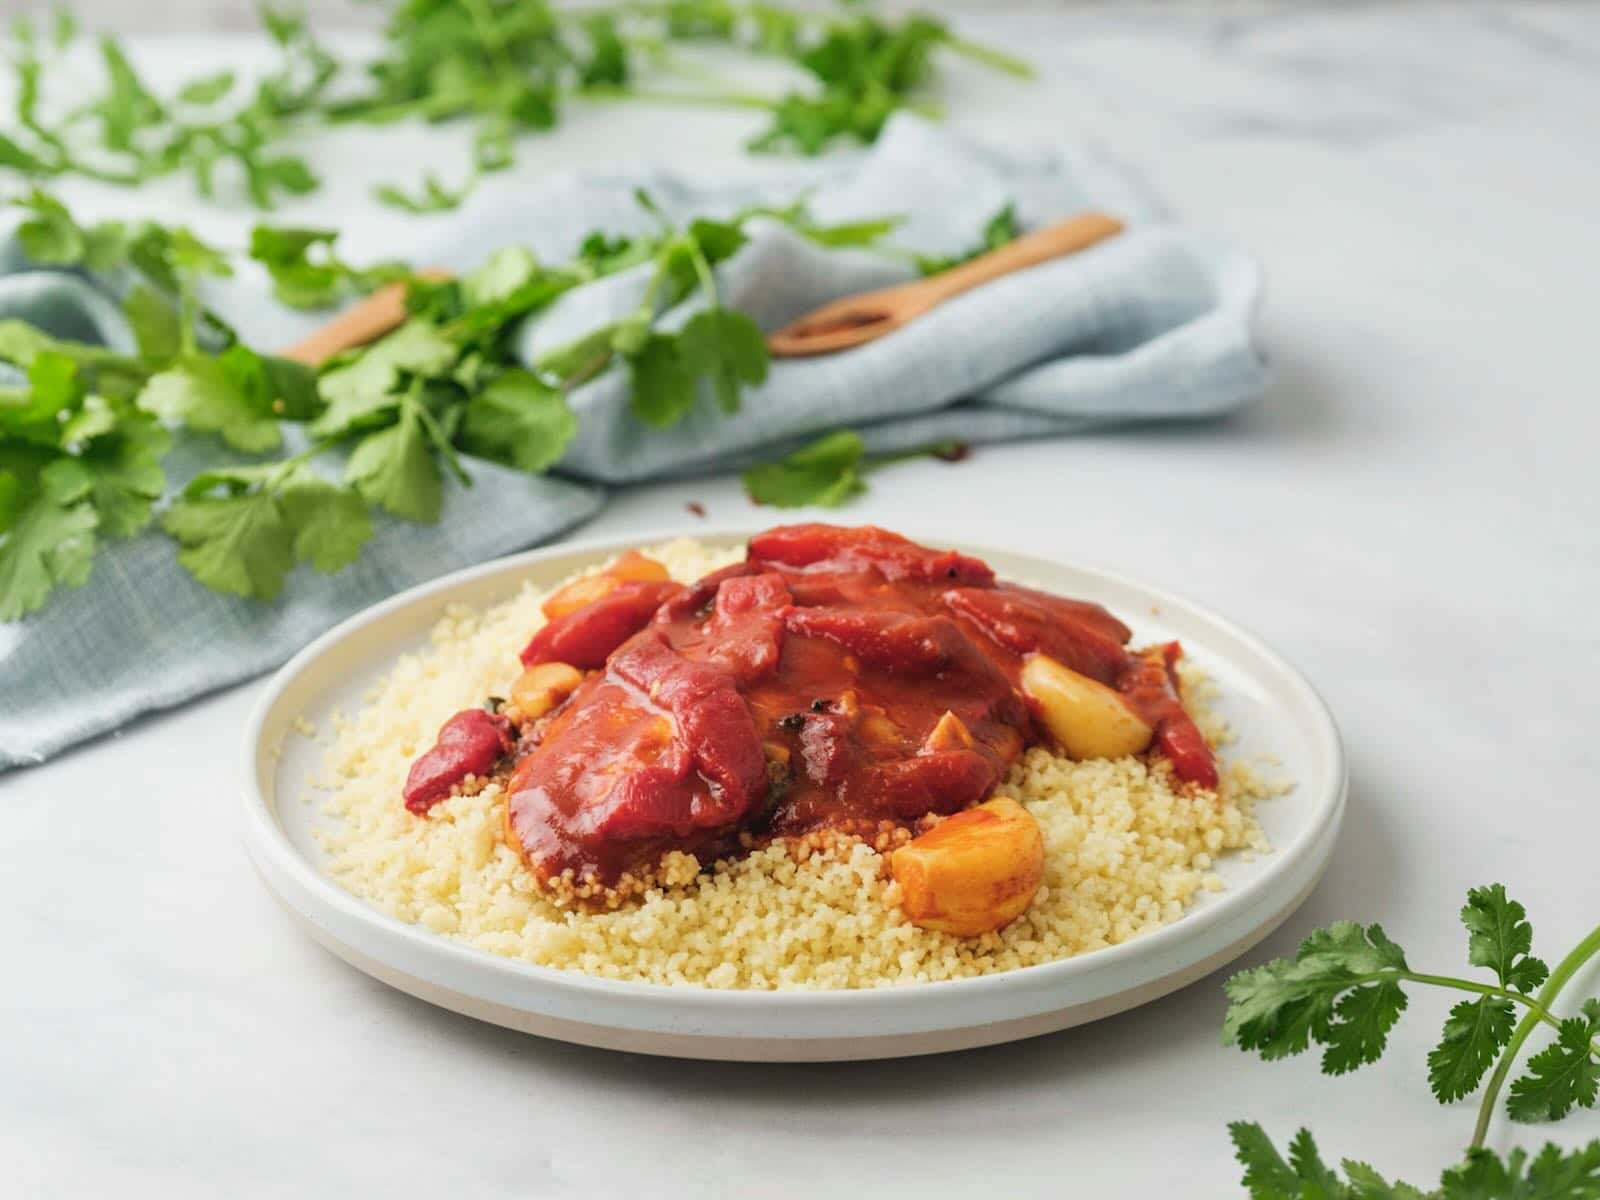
[1223,884,1600,1197]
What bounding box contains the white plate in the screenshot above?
[243,528,1344,1062]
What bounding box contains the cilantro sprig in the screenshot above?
[3,3,1029,214]
[741,430,966,508]
[1,186,988,618]
[1223,884,1600,1197]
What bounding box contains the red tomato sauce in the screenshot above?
[402,525,1219,889]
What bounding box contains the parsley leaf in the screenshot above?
[1507,1001,1600,1123]
[915,203,1020,275]
[1463,885,1551,994]
[80,414,169,538]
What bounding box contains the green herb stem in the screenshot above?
[581,83,776,111]
[941,34,1034,80]
[1470,921,1600,1150]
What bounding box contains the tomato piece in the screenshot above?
[749,523,995,587]
[944,584,1131,684]
[703,572,791,684]
[610,632,768,821]
[1118,642,1219,789]
[403,708,513,814]
[520,579,682,668]
[852,750,997,819]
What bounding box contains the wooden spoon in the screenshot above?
[279,269,451,366]
[766,211,1124,358]
[279,212,1123,367]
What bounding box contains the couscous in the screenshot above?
[313,526,1276,990]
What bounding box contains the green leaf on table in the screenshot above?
[743,430,866,509]
[794,214,905,248]
[80,414,169,538]
[0,351,84,445]
[375,172,471,214]
[276,474,372,573]
[462,247,541,307]
[0,132,53,174]
[1429,997,1517,1103]
[915,202,1021,276]
[1461,884,1550,993]
[1223,921,1410,1067]
[15,190,86,264]
[578,14,628,88]
[1440,1141,1600,1199]
[627,333,698,428]
[312,320,459,436]
[687,217,747,267]
[249,225,343,309]
[137,355,280,452]
[177,70,235,105]
[344,402,442,522]
[0,455,99,620]
[1507,1000,1600,1123]
[458,369,575,473]
[1320,978,1408,1076]
[162,484,293,600]
[124,285,183,359]
[678,307,767,414]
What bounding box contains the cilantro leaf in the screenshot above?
[161,462,370,598]
[1223,921,1410,1066]
[0,455,100,620]
[1228,1121,1303,1198]
[123,285,183,359]
[312,320,459,437]
[743,430,865,508]
[80,415,169,538]
[1462,885,1550,994]
[627,333,697,428]
[678,307,768,413]
[916,203,1021,276]
[138,355,281,452]
[1440,1141,1600,1199]
[162,484,293,600]
[1322,978,1408,1076]
[177,71,235,106]
[1430,997,1518,1103]
[458,370,575,473]
[344,401,442,522]
[15,190,86,263]
[375,172,472,214]
[276,475,372,573]
[1507,1001,1600,1123]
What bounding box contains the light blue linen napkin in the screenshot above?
[0,116,1265,771]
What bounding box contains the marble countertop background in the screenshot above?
[5,3,1600,1197]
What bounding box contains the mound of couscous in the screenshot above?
[311,539,1275,990]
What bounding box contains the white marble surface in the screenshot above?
[6,4,1600,1196]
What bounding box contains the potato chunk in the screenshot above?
[891,797,1044,936]
[542,551,671,620]
[1020,653,1153,761]
[510,662,584,720]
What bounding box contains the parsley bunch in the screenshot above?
[1223,884,1600,1197]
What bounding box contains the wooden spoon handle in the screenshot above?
[278,269,451,366]
[916,211,1124,309]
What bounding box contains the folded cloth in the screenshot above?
[0,115,1265,772]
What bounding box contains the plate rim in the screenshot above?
[242,523,1346,1020]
